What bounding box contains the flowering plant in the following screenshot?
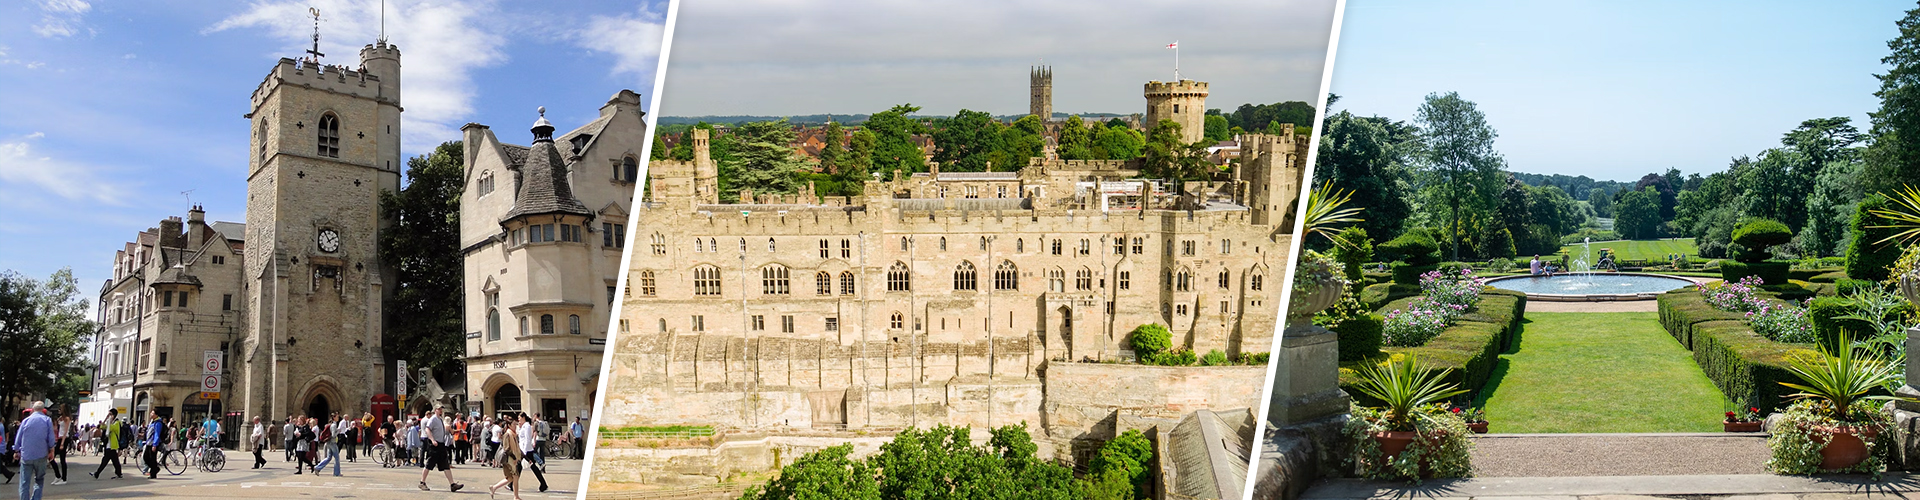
[1419,268,1486,309]
[1703,276,1767,313]
[1747,302,1816,344]
[1382,298,1460,347]
[1724,402,1762,423]
[1291,250,1349,320]
[1451,405,1486,423]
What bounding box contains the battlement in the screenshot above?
[250,57,390,111]
[1144,79,1209,96]
[358,42,401,61]
[1043,158,1137,172]
[1031,65,1052,85]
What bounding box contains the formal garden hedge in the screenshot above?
[1657,286,1816,413]
[1339,288,1527,405]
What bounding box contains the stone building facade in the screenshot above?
[1031,65,1053,120]
[88,207,247,435]
[459,91,645,423]
[606,111,1306,441]
[238,42,404,423]
[1145,79,1209,144]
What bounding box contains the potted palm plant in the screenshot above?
[1771,345,1912,472]
[1343,355,1473,480]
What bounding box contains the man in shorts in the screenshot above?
[416,406,463,492]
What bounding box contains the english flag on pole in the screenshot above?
[1166,42,1178,49]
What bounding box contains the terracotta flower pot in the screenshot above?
[1723,421,1761,433]
[1369,430,1444,477]
[1813,425,1879,470]
[1467,422,1489,434]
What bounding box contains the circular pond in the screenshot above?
[1486,272,1697,300]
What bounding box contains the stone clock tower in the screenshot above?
[239,40,403,423]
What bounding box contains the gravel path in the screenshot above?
[1470,433,1770,476]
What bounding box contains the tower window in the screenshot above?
[840,271,856,295]
[317,113,340,158]
[486,293,501,341]
[995,261,1019,291]
[816,271,833,295]
[820,239,830,258]
[1251,273,1264,291]
[954,261,977,291]
[639,270,656,296]
[540,314,555,334]
[890,312,904,330]
[1075,268,1092,290]
[1131,237,1143,254]
[762,265,791,295]
[621,156,639,182]
[1219,270,1231,289]
[693,266,722,296]
[568,314,582,335]
[1118,271,1131,290]
[887,262,911,291]
[840,239,851,258]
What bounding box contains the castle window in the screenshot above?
[966,185,979,198]
[820,239,830,258]
[939,237,947,251]
[520,316,530,336]
[1078,239,1090,256]
[479,170,495,196]
[1075,268,1092,290]
[1114,238,1124,255]
[1222,301,1230,314]
[258,118,268,162]
[768,238,777,252]
[1219,270,1231,289]
[1118,271,1131,290]
[1131,237,1143,254]
[1016,239,1024,253]
[1177,269,1192,291]
[692,315,705,331]
[693,266,722,296]
[695,239,704,252]
[622,156,639,182]
[1047,268,1065,293]
[487,293,501,341]
[1250,273,1264,291]
[840,271,855,295]
[540,314,556,334]
[222,294,232,311]
[652,233,666,254]
[1051,239,1062,255]
[995,261,1019,291]
[781,315,794,333]
[825,317,839,331]
[762,265,791,295]
[1221,239,1231,254]
[840,239,851,258]
[162,291,173,307]
[1182,240,1196,256]
[889,312,904,330]
[887,262,911,291]
[1177,304,1188,316]
[979,237,988,251]
[317,113,340,158]
[1173,104,1181,114]
[640,270,656,296]
[752,315,765,331]
[997,186,1008,198]
[604,223,626,248]
[569,314,582,335]
[711,238,718,252]
[954,261,977,291]
[816,272,832,295]
[900,237,909,251]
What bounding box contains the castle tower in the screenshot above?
[1030,66,1052,120]
[240,39,403,424]
[1240,131,1299,227]
[1144,79,1208,144]
[692,128,718,204]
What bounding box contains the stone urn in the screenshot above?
[1287,275,1347,328]
[1900,272,1920,306]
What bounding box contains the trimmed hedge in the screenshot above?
[1339,288,1527,404]
[1391,262,1440,286]
[1720,260,1790,285]
[1334,313,1385,362]
[1836,278,1881,297]
[1808,271,1849,283]
[1808,296,1870,351]
[1358,282,1421,310]
[1790,267,1842,281]
[1847,194,1903,282]
[1658,287,1817,413]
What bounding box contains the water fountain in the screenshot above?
[1490,237,1695,300]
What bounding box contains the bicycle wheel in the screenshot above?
[163,451,187,475]
[206,449,226,472]
[372,444,392,466]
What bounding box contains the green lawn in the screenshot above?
[1556,238,1697,262]
[1476,312,1727,433]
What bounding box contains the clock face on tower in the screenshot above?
[318,229,341,253]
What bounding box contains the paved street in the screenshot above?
[20,450,581,499]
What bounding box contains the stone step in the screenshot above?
[1469,433,1769,477]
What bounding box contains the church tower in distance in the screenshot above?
[239,40,403,423]
[1030,65,1052,120]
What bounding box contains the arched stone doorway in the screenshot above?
[493,383,522,418]
[307,394,331,421]
[1058,305,1074,355]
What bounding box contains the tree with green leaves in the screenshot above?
[1615,186,1663,240]
[1142,120,1212,181]
[994,115,1047,170]
[1087,429,1154,500]
[818,121,845,174]
[1203,114,1230,142]
[747,424,1081,500]
[1866,4,1920,193]
[1739,148,1809,230]
[1313,111,1416,244]
[739,444,880,500]
[844,128,877,185]
[380,141,466,379]
[1415,92,1507,261]
[0,269,95,412]
[649,131,669,161]
[931,109,1004,172]
[1587,187,1612,218]
[718,120,809,201]
[864,104,928,177]
[1059,115,1095,160]
[1092,124,1145,160]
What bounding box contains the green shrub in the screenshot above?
[1808,296,1871,352]
[1732,219,1793,262]
[1087,429,1153,500]
[1835,279,1881,297]
[1358,282,1421,309]
[1658,288,1815,413]
[1720,260,1790,286]
[1847,194,1904,282]
[1378,231,1441,265]
[1657,288,1749,350]
[1128,324,1171,359]
[1390,262,1439,286]
[1200,349,1230,366]
[1330,227,1374,287]
[1809,271,1849,283]
[1238,352,1270,365]
[1145,349,1197,366]
[1342,290,1525,402]
[1334,313,1385,362]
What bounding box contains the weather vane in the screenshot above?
[306,7,325,63]
[181,189,194,205]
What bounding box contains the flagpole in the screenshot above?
[1174,40,1180,81]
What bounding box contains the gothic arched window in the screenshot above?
[317,113,340,158]
[539,314,556,334]
[693,266,721,296]
[954,261,977,291]
[762,265,791,295]
[840,271,856,295]
[887,262,911,291]
[816,271,833,295]
[622,155,639,182]
[995,261,1018,290]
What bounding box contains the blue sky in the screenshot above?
[0,0,666,310]
[1329,1,1912,182]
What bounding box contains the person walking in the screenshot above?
[485,418,502,466]
[88,410,124,479]
[11,403,55,500]
[292,417,313,475]
[48,414,69,485]
[330,415,352,474]
[404,418,422,467]
[416,406,463,492]
[570,417,585,460]
[515,414,548,493]
[312,416,339,475]
[249,417,267,469]
[487,421,521,500]
[281,417,296,463]
[141,411,162,479]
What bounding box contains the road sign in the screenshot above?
[202,351,223,375]
[396,360,408,399]
[201,374,220,393]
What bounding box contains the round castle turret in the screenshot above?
[1144,79,1208,144]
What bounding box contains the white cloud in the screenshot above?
[208,0,507,155]
[0,133,126,204]
[575,7,666,89]
[33,0,92,38]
